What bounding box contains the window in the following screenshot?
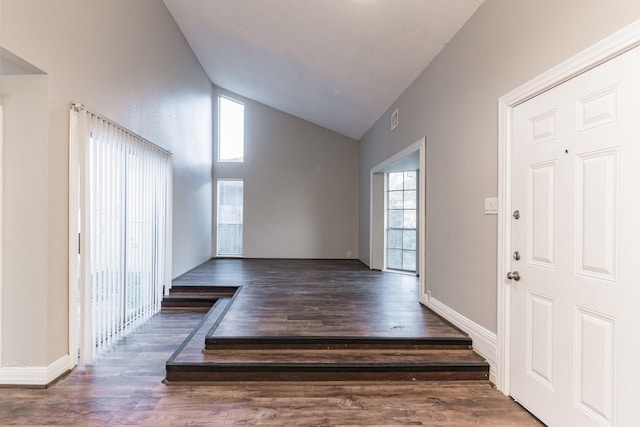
[217,180,244,255]
[386,171,417,272]
[71,106,171,362]
[218,96,244,162]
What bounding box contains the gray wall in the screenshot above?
[359,0,640,333]
[1,0,212,366]
[1,74,49,366]
[214,87,359,259]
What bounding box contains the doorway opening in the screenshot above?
[369,138,426,300]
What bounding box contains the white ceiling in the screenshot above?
[163,0,484,140]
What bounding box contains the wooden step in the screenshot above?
[166,347,488,382]
[162,285,239,310]
[168,285,238,297]
[165,301,489,383]
[161,295,220,311]
[200,348,484,364]
[204,335,473,350]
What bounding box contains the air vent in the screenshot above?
[391,108,399,130]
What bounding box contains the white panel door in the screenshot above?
[511,46,640,426]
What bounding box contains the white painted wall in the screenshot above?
[0,0,212,368]
[358,0,640,333]
[213,87,359,259]
[1,75,49,366]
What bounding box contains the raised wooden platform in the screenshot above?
[164,259,489,383]
[161,285,237,311]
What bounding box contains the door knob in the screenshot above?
[507,271,521,281]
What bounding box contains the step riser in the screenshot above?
[164,292,489,384]
[205,344,472,350]
[169,286,238,296]
[205,338,472,351]
[169,291,236,297]
[162,306,213,311]
[166,370,488,382]
[162,304,217,309]
[162,296,220,310]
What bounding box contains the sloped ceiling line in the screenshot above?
[164,0,484,140]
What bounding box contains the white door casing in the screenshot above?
[500,29,640,427]
[370,173,385,270]
[0,104,3,368]
[369,137,426,297]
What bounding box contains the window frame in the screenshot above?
[385,171,418,273]
[216,178,244,257]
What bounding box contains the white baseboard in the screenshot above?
[423,296,498,384]
[0,354,72,387]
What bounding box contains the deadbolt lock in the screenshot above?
[513,251,521,261]
[513,210,520,220]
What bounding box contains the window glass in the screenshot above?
[388,172,404,191]
[402,250,417,271]
[217,180,243,255]
[404,171,417,190]
[388,191,404,209]
[403,230,416,250]
[388,210,404,228]
[387,229,403,249]
[387,249,403,270]
[218,96,244,162]
[404,190,416,209]
[385,170,418,273]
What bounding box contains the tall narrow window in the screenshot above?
[386,171,417,272]
[217,180,244,256]
[218,96,244,162]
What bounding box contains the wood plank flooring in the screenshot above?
[0,310,542,425]
[176,259,467,339]
[167,259,490,383]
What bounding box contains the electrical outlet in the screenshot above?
[346,251,352,258]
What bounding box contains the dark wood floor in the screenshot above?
[0,259,541,425]
[177,259,466,339]
[0,310,541,425]
[167,259,489,383]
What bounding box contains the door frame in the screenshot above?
[496,19,640,394]
[0,104,3,368]
[68,108,82,368]
[369,137,426,298]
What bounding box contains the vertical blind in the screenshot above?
[71,105,172,361]
[217,180,243,255]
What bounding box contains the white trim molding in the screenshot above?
[0,355,72,387]
[426,296,497,384]
[68,108,79,371]
[0,105,4,369]
[369,137,427,296]
[497,18,640,395]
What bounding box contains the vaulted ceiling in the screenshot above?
[163,0,484,140]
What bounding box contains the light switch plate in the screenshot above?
[484,197,498,215]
